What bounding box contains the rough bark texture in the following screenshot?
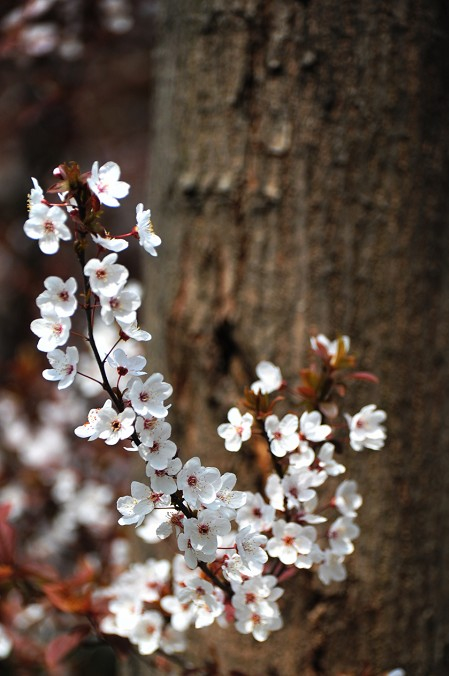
[145,1,449,674]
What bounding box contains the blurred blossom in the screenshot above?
[20,424,68,468]
[0,483,27,520]
[110,538,131,567]
[14,604,45,631]
[20,23,58,57]
[101,0,134,33]
[0,624,12,659]
[58,35,84,60]
[51,468,79,504]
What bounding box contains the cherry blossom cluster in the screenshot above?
[103,337,386,649]
[17,160,387,666]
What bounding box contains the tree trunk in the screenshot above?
[145,1,449,673]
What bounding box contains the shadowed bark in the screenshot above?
[145,1,449,673]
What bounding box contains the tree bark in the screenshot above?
[145,1,449,673]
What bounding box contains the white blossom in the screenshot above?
[334,480,362,517]
[43,346,79,389]
[208,472,247,518]
[117,318,152,341]
[177,577,224,629]
[117,481,170,527]
[84,253,129,297]
[100,598,141,637]
[235,606,283,642]
[317,549,347,585]
[236,492,275,532]
[28,176,44,207]
[232,576,283,642]
[282,469,316,509]
[99,285,141,325]
[128,373,172,418]
[177,532,216,570]
[345,404,387,452]
[251,360,283,394]
[310,334,350,357]
[146,458,182,494]
[36,276,77,317]
[31,312,71,352]
[184,509,231,556]
[91,232,129,252]
[222,553,255,583]
[74,404,105,440]
[137,421,177,469]
[317,442,346,476]
[299,410,331,443]
[176,456,221,508]
[87,160,130,207]
[0,483,27,521]
[217,407,253,452]
[129,611,163,655]
[265,473,285,512]
[328,516,360,556]
[107,348,147,377]
[266,519,313,566]
[96,403,136,445]
[67,481,114,531]
[265,413,299,457]
[160,594,194,632]
[135,203,161,256]
[235,526,268,573]
[24,203,71,254]
[137,508,174,544]
[0,624,12,659]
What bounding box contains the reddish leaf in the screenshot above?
[43,584,92,614]
[311,339,330,361]
[67,558,96,587]
[0,504,11,520]
[43,558,95,614]
[20,560,58,583]
[0,564,13,580]
[300,368,320,389]
[0,508,16,565]
[347,371,379,384]
[45,627,90,670]
[297,386,316,399]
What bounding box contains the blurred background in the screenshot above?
[0,3,157,674]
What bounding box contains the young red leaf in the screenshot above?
[43,584,92,614]
[20,560,59,583]
[45,627,90,670]
[0,564,14,581]
[0,507,16,565]
[347,371,379,384]
[297,386,317,400]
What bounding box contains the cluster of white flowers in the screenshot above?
[215,344,387,603]
[97,558,186,655]
[24,162,388,659]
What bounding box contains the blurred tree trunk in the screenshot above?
[145,1,449,674]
